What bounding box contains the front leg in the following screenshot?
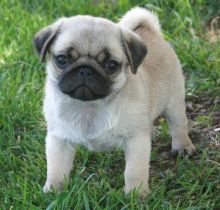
[124,131,151,198]
[43,134,75,192]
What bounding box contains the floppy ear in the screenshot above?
[33,19,64,62]
[121,29,147,74]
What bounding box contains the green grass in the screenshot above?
[0,0,219,209]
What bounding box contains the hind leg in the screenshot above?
[164,99,196,156]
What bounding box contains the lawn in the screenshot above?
[0,0,219,209]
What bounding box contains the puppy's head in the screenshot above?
[34,16,147,101]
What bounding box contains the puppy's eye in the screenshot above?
[55,55,69,67]
[105,60,119,72]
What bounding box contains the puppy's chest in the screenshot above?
[54,106,128,150]
[83,132,127,151]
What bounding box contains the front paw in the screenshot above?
[43,180,63,193]
[171,141,196,157]
[124,181,150,200]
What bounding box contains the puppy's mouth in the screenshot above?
[58,65,110,101]
[68,85,105,101]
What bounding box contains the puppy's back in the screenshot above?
[119,7,185,120]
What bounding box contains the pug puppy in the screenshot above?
[34,7,196,198]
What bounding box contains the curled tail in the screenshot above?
[119,7,161,34]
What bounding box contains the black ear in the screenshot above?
[33,23,61,62]
[121,29,147,74]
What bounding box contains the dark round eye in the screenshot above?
[105,60,119,72]
[55,55,69,67]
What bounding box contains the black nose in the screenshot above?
[78,66,92,78]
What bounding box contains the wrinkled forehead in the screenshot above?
[52,16,123,58]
